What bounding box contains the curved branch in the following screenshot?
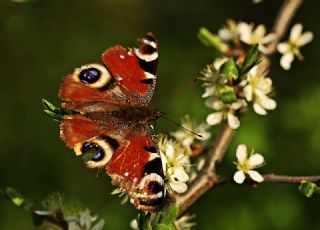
[171,0,305,215]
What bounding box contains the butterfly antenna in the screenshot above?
[161,114,203,138]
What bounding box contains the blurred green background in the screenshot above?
[0,0,319,229]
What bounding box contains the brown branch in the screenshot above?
[217,174,320,186]
[263,174,320,183]
[171,0,304,215]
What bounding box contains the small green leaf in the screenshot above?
[239,44,261,76]
[160,204,179,225]
[219,86,237,104]
[299,181,317,198]
[137,212,152,230]
[198,27,229,53]
[5,187,25,206]
[42,98,77,122]
[43,109,64,122]
[219,59,238,79]
[153,223,175,230]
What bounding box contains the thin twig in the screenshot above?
[171,0,305,215]
[217,174,320,186]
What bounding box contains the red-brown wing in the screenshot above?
[106,124,156,182]
[59,33,159,111]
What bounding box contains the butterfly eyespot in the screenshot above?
[73,63,112,89]
[134,173,165,211]
[73,137,115,169]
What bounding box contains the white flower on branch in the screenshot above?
[174,213,196,230]
[218,20,240,42]
[238,22,275,53]
[206,99,247,129]
[171,115,211,155]
[200,58,228,99]
[242,66,276,115]
[233,144,265,184]
[277,23,313,70]
[158,135,191,193]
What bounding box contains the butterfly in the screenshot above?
[58,33,165,212]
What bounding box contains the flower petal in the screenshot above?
[233,170,246,184]
[160,152,168,173]
[166,144,175,159]
[248,153,264,167]
[173,167,190,182]
[248,170,264,182]
[230,100,246,110]
[277,43,290,54]
[218,28,233,41]
[207,112,223,126]
[290,23,303,41]
[227,112,240,129]
[236,144,247,162]
[170,181,188,193]
[280,53,294,70]
[243,85,253,101]
[297,31,314,46]
[260,96,276,110]
[254,24,266,40]
[253,102,267,115]
[261,33,276,44]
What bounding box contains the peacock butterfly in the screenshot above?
[59,33,165,212]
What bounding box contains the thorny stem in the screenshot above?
[170,0,306,215]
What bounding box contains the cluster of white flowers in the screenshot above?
[199,20,282,129]
[233,144,265,184]
[218,20,313,70]
[277,23,313,70]
[206,98,247,129]
[171,115,211,155]
[159,116,211,194]
[200,59,276,129]
[218,20,275,54]
[242,66,277,115]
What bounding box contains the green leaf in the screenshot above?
[137,212,152,230]
[219,59,238,79]
[153,223,175,230]
[299,181,318,198]
[198,27,229,53]
[160,204,179,225]
[239,44,261,76]
[42,98,76,122]
[5,187,25,206]
[219,86,237,104]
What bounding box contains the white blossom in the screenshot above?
[233,144,265,184]
[158,135,191,193]
[174,213,196,230]
[243,66,276,115]
[171,115,211,155]
[218,20,239,42]
[238,22,275,53]
[206,99,247,129]
[277,23,313,70]
[200,58,228,99]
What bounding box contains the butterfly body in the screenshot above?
[58,33,166,212]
